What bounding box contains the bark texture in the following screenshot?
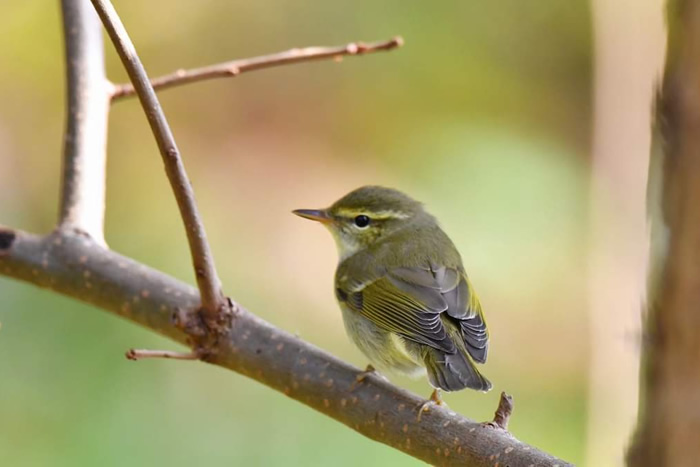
[629,1,700,465]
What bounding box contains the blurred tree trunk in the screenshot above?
[628,1,700,465]
[587,1,664,464]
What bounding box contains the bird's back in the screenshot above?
[334,215,491,392]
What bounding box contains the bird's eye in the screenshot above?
[354,215,370,228]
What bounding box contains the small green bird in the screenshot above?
[294,186,491,398]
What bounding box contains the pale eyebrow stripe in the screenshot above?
[335,208,411,220]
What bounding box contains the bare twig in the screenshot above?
[89,0,227,324]
[0,227,572,466]
[58,0,110,243]
[126,349,199,361]
[488,392,514,430]
[110,37,403,101]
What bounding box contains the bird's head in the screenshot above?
[293,186,426,259]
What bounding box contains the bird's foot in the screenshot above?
[416,389,446,422]
[349,364,381,391]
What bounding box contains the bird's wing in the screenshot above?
[339,265,488,361]
[439,270,489,363]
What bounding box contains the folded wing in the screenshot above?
[341,264,490,373]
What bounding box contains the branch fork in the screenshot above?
[92,1,404,361]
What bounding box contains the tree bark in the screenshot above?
[629,1,700,465]
[58,0,110,243]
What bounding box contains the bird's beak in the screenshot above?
[292,208,332,224]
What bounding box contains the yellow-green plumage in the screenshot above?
[294,186,491,392]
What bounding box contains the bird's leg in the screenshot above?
[416,389,446,422]
[349,364,380,391]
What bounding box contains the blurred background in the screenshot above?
[0,1,662,466]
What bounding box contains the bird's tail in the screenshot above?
[423,347,492,392]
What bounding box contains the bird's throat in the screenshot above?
[328,228,362,262]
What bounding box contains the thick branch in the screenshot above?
[110,37,403,100]
[58,0,110,242]
[628,1,700,465]
[89,0,226,321]
[0,227,571,467]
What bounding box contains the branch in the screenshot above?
[628,1,700,465]
[110,37,404,101]
[58,0,110,243]
[488,392,514,430]
[126,349,199,361]
[89,0,227,323]
[0,227,571,467]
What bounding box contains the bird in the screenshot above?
[293,186,491,405]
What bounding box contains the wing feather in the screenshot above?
[340,265,489,362]
[443,274,489,363]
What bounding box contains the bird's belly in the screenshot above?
[339,304,425,377]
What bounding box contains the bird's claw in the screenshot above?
[416,389,446,422]
[349,364,379,391]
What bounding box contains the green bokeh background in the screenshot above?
[0,1,591,465]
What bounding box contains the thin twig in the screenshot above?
[487,392,514,430]
[126,349,199,361]
[58,0,110,243]
[111,37,403,100]
[89,0,227,324]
